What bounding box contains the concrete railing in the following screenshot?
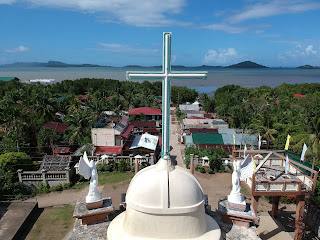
[75,154,155,174]
[17,167,72,187]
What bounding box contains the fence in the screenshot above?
[17,167,73,187]
[75,154,155,174]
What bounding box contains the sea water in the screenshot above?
[1,67,320,93]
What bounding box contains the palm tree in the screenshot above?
[64,110,91,145]
[291,116,320,170]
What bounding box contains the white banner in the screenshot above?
[301,143,308,161]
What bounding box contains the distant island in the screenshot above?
[226,61,268,68]
[297,65,320,69]
[1,60,318,69]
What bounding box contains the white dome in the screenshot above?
[107,157,221,240]
[126,158,204,214]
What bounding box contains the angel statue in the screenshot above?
[79,151,102,204]
[228,155,255,209]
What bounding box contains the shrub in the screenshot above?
[97,163,105,172]
[118,159,128,172]
[62,182,71,190]
[36,182,50,194]
[207,168,214,174]
[198,166,206,173]
[53,183,63,191]
[104,164,113,172]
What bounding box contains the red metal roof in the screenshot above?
[43,121,69,133]
[95,146,123,155]
[53,147,71,154]
[107,96,113,99]
[131,121,157,127]
[143,128,160,133]
[121,125,134,138]
[129,107,162,115]
[190,128,218,133]
[294,94,307,98]
[187,116,206,119]
[276,100,280,105]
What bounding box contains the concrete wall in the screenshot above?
[91,128,120,146]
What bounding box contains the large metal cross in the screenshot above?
[127,32,207,158]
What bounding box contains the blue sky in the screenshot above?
[1,0,320,67]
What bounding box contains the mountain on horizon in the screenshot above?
[1,60,316,69]
[226,61,268,68]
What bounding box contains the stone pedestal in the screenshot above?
[86,199,103,210]
[218,199,259,228]
[73,198,113,225]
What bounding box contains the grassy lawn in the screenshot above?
[26,205,74,240]
[72,171,135,191]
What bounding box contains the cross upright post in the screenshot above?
[127,32,207,158]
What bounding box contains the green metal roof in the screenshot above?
[192,133,224,145]
[155,96,162,100]
[0,77,17,81]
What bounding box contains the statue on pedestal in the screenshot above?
[78,151,103,209]
[228,160,245,205]
[228,155,255,211]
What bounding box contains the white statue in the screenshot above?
[228,160,245,205]
[78,151,102,204]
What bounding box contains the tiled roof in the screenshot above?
[43,121,69,133]
[40,155,72,171]
[129,107,162,115]
[95,146,123,155]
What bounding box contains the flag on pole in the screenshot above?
[244,144,247,156]
[252,156,256,173]
[285,154,289,174]
[284,134,291,150]
[300,143,308,161]
[258,134,261,150]
[233,134,235,145]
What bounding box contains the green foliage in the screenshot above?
[207,168,214,174]
[37,127,60,154]
[0,152,37,171]
[175,109,185,121]
[118,159,128,172]
[35,182,51,194]
[198,166,206,173]
[201,93,215,113]
[185,146,228,171]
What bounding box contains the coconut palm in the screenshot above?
[291,115,320,170]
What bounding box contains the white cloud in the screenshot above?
[0,0,188,27]
[203,48,238,65]
[94,42,159,55]
[5,45,29,53]
[278,44,320,65]
[305,45,317,55]
[229,0,320,23]
[203,23,247,34]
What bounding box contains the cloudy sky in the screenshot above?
[1,0,320,67]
